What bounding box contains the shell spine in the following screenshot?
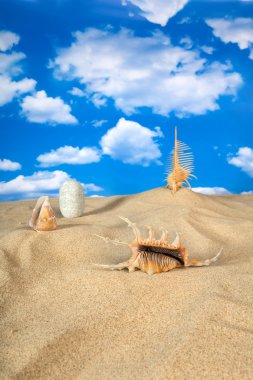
[166,127,196,193]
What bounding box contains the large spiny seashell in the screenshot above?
[95,217,222,275]
[29,196,57,232]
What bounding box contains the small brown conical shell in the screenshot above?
[29,196,57,232]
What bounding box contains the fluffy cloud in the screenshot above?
[201,46,215,55]
[179,36,193,49]
[122,0,189,26]
[0,51,25,75]
[68,86,85,97]
[84,183,103,192]
[0,75,36,106]
[0,31,20,51]
[206,18,253,59]
[192,187,231,195]
[0,170,70,200]
[0,30,36,106]
[0,159,21,171]
[37,146,101,167]
[91,119,108,128]
[0,170,103,200]
[100,118,163,166]
[37,118,163,167]
[0,32,75,121]
[21,90,78,125]
[51,28,242,117]
[228,147,253,177]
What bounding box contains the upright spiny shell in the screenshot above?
[166,126,196,193]
[59,179,84,218]
[29,196,57,232]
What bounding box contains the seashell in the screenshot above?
[59,179,84,218]
[166,126,196,193]
[29,196,57,232]
[95,217,222,275]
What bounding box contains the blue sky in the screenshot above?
[0,0,253,200]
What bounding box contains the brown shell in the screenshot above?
[29,196,57,232]
[166,126,196,193]
[95,217,222,275]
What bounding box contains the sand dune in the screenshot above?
[0,188,253,379]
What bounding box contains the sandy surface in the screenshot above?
[0,187,253,379]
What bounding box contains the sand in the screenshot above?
[0,187,253,379]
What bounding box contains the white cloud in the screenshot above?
[201,45,215,55]
[0,31,20,51]
[68,86,85,97]
[91,119,108,128]
[0,170,70,199]
[84,183,104,192]
[100,117,163,166]
[192,187,231,195]
[52,28,242,117]
[21,90,78,125]
[0,169,104,200]
[0,51,25,75]
[228,147,253,177]
[0,30,36,107]
[0,159,21,171]
[241,190,253,195]
[37,145,101,167]
[122,0,189,26]
[206,18,253,59]
[178,16,191,25]
[91,93,107,108]
[180,36,193,49]
[0,75,36,106]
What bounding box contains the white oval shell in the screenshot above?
[59,180,84,218]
